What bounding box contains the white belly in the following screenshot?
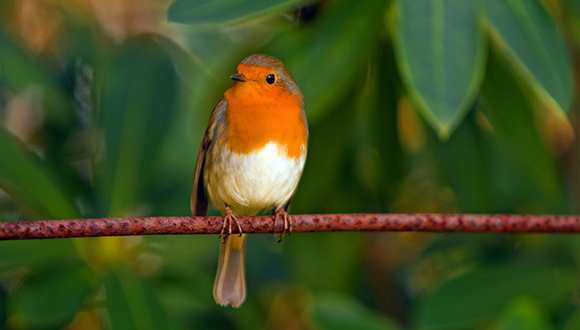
[204,141,306,216]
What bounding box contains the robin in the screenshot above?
[191,54,308,308]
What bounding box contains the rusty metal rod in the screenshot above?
[1,214,580,241]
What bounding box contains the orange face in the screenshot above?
[222,63,307,159]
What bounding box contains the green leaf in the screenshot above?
[105,268,174,330]
[0,283,7,329]
[0,240,76,270]
[395,0,487,137]
[96,35,179,216]
[8,259,93,329]
[480,46,565,211]
[0,126,80,219]
[484,0,574,113]
[285,233,363,292]
[167,0,307,25]
[267,0,389,123]
[371,42,405,202]
[496,297,554,330]
[413,261,576,330]
[563,307,580,330]
[427,114,494,212]
[312,294,402,330]
[150,35,199,90]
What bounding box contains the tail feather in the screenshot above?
[213,234,246,307]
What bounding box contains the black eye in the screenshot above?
[266,74,276,84]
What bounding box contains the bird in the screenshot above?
[191,54,308,308]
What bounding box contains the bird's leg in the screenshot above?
[220,205,242,243]
[274,208,292,242]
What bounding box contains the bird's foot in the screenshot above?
[273,208,292,242]
[220,205,242,243]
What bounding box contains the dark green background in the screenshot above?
[0,0,580,329]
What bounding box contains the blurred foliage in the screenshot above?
[0,0,579,329]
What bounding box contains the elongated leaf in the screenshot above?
[97,35,179,216]
[267,0,388,123]
[413,261,576,330]
[563,308,580,330]
[151,34,199,89]
[105,268,174,330]
[480,47,565,211]
[167,0,308,25]
[0,240,76,270]
[485,0,573,113]
[373,42,404,201]
[8,259,93,329]
[0,282,6,329]
[285,232,363,292]
[312,295,402,330]
[395,0,486,137]
[428,113,494,212]
[0,126,80,219]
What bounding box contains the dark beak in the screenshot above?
[230,73,247,82]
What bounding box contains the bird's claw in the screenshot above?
[273,208,292,242]
[220,206,242,243]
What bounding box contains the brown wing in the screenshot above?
[191,97,228,216]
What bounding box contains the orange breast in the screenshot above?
[222,84,307,158]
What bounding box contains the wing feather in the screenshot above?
[191,98,228,216]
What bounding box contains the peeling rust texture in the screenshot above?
[0,214,580,240]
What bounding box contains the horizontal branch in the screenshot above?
[1,213,580,241]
